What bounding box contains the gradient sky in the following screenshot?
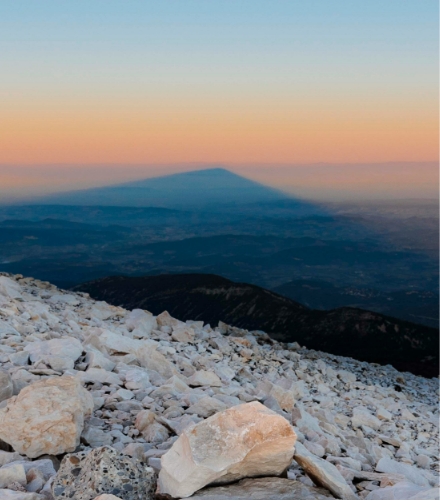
[0,0,438,201]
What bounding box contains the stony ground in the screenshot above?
[0,273,438,500]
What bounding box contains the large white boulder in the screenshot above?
[0,376,93,458]
[159,401,297,498]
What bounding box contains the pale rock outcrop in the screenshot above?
[0,376,93,458]
[159,401,297,498]
[293,442,356,500]
[52,446,156,500]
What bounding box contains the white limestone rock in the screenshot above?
[0,376,93,458]
[159,401,297,498]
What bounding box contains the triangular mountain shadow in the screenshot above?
[28,168,318,212]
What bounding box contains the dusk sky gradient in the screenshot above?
[0,0,438,201]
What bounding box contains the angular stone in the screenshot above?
[52,446,156,500]
[0,452,22,468]
[0,372,12,403]
[157,311,182,328]
[256,381,295,412]
[376,407,392,421]
[136,345,177,379]
[186,396,227,418]
[293,442,356,500]
[81,424,113,448]
[76,368,122,386]
[151,376,190,399]
[351,407,381,431]
[159,401,297,498]
[0,463,26,489]
[188,370,222,387]
[85,329,142,357]
[375,457,431,487]
[85,347,116,372]
[365,481,437,500]
[0,277,22,300]
[172,326,195,343]
[125,309,157,338]
[0,376,93,458]
[187,476,335,499]
[135,410,170,443]
[24,337,83,364]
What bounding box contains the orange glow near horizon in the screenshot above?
[0,92,437,166]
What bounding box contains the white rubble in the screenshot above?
[0,272,437,500]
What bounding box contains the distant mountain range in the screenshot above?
[74,273,439,378]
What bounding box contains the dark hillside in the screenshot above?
[74,273,439,378]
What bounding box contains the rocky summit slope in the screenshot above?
[75,274,439,378]
[0,273,438,500]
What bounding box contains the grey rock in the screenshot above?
[52,446,156,500]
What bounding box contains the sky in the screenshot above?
[0,0,438,201]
